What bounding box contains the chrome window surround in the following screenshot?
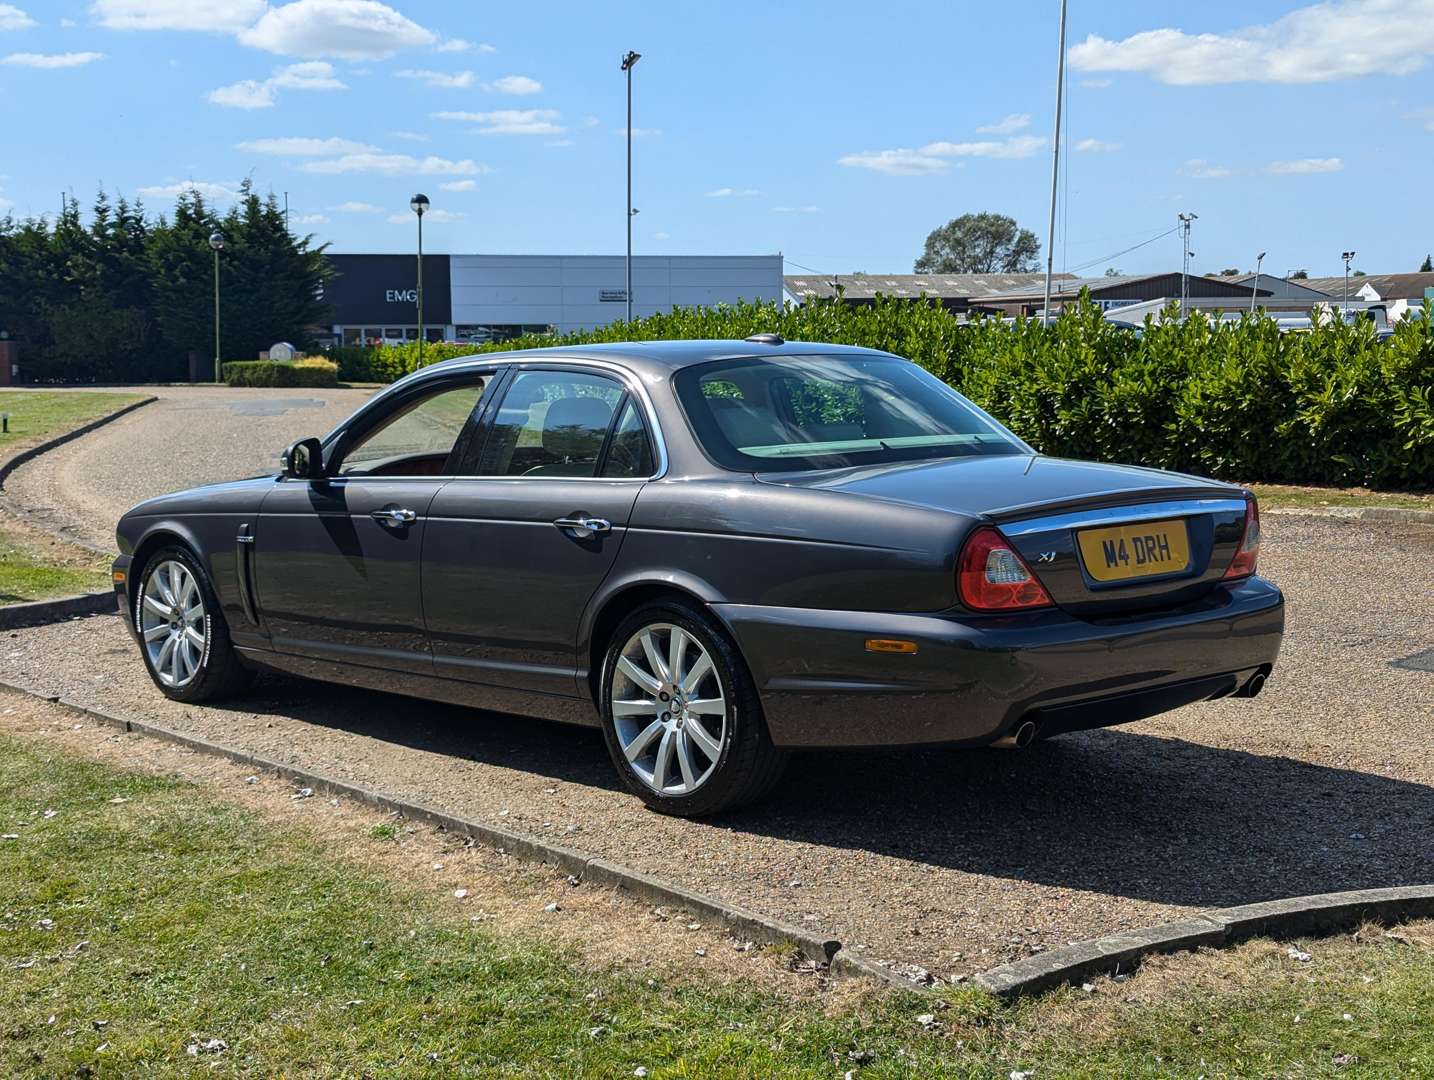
[997,496,1249,537]
[311,356,669,484]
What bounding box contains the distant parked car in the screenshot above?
[112,338,1284,815]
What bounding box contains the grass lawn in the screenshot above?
[1,734,1431,1078]
[0,522,109,603]
[1249,483,1433,512]
[0,390,147,457]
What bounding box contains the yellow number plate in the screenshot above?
[1077,519,1191,583]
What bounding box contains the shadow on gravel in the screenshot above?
[215,672,1434,911]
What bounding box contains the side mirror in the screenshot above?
[281,437,326,480]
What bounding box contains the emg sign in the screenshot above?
[385,288,419,304]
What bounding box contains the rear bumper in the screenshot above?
[713,576,1285,748]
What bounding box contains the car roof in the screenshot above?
[423,339,897,377]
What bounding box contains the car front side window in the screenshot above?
[335,378,489,477]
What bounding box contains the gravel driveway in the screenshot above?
[3,384,374,550]
[3,500,1431,981]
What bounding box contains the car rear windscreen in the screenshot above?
[673,353,1026,472]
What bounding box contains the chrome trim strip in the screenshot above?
[319,354,669,482]
[998,497,1248,537]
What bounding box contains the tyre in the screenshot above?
[599,599,786,816]
[133,544,253,703]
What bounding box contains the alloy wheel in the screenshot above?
[139,559,207,688]
[610,623,728,796]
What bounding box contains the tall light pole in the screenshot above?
[1041,0,1068,326]
[208,231,225,384]
[410,193,429,365]
[1177,212,1197,319]
[1250,250,1266,314]
[621,50,641,327]
[1341,250,1356,317]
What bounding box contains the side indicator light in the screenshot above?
[865,638,918,655]
[112,570,126,583]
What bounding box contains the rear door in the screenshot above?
[421,365,658,697]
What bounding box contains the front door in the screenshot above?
[422,366,657,697]
[253,374,493,674]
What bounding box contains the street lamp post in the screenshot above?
[411,193,429,365]
[1341,250,1356,317]
[1250,251,1266,314]
[1177,213,1197,319]
[1041,0,1068,327]
[208,231,225,384]
[621,50,641,327]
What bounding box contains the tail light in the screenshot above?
[1223,497,1262,579]
[957,526,1054,611]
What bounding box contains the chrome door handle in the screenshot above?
[371,507,417,527]
[554,516,611,538]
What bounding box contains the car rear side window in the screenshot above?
[674,354,1025,472]
[476,369,653,479]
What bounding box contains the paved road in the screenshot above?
[3,512,1431,983]
[4,385,375,550]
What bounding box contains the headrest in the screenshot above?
[542,395,613,458]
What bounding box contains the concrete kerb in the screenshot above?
[1264,505,1434,525]
[0,592,117,629]
[5,677,1432,1002]
[0,395,157,491]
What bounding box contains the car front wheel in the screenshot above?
[599,600,786,816]
[134,544,252,703]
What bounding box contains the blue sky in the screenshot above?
[2,0,1431,278]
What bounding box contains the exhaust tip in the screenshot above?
[1236,671,1267,698]
[993,719,1039,750]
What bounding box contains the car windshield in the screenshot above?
[673,353,1026,472]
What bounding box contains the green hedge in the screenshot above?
[222,358,338,387]
[366,295,1434,489]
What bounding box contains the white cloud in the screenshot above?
[920,135,1045,159]
[386,207,463,224]
[239,0,435,59]
[837,149,949,175]
[545,138,573,147]
[60,16,76,27]
[3,50,104,67]
[976,113,1030,134]
[1074,137,1120,152]
[1068,0,1434,85]
[137,179,242,200]
[208,78,273,107]
[302,152,487,175]
[237,135,376,156]
[331,200,383,212]
[89,0,265,32]
[439,178,476,191]
[1182,158,1234,179]
[489,74,540,95]
[0,4,37,31]
[773,205,821,213]
[396,67,473,88]
[269,59,344,89]
[208,60,344,108]
[388,129,429,142]
[1265,156,1343,174]
[704,187,761,197]
[294,212,328,224]
[839,134,1042,175]
[653,231,670,240]
[433,108,563,135]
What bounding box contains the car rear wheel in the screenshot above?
[134,545,252,703]
[599,600,786,816]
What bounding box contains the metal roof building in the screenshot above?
[979,272,1273,316]
[1290,273,1434,303]
[783,272,1074,312]
[1226,273,1334,300]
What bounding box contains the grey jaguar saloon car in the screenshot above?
[113,338,1284,815]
